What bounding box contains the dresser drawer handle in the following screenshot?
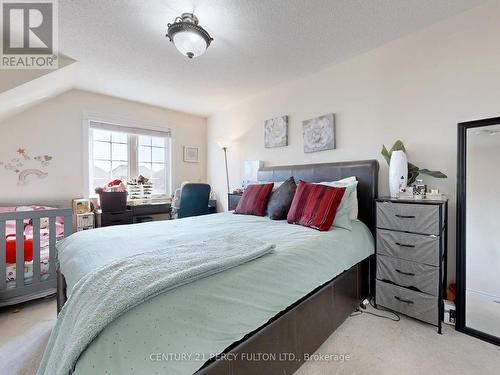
[395,269,415,276]
[394,296,414,304]
[395,214,416,219]
[395,242,415,248]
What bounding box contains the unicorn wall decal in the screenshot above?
[0,148,53,185]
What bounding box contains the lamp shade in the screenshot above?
[166,13,213,59]
[216,139,231,149]
[173,30,208,58]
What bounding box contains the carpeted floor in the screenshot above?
[0,297,55,375]
[1,296,499,375]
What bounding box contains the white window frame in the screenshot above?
[85,118,172,198]
[88,130,129,189]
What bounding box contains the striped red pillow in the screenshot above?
[287,180,346,231]
[234,183,274,216]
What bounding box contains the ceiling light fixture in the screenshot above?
[166,13,213,59]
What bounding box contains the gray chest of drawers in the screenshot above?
[375,197,448,333]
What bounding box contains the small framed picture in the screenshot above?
[72,199,91,214]
[183,146,200,163]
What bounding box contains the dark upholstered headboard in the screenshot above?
[257,160,379,233]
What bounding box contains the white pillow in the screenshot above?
[336,177,358,220]
[317,176,358,222]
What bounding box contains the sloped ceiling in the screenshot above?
[0,0,488,121]
[0,55,76,94]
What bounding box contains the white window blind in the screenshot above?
[89,121,171,197]
[89,121,171,138]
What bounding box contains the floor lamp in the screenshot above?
[217,140,231,195]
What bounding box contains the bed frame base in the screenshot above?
[56,267,67,313]
[196,256,370,375]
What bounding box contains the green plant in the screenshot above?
[381,140,447,185]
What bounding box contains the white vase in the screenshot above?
[389,150,408,197]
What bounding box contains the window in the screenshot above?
[89,121,171,197]
[138,135,168,196]
[91,130,129,189]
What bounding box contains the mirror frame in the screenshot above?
[457,116,500,346]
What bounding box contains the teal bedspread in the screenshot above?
[53,213,374,375]
[38,234,274,375]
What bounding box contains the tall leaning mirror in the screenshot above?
[457,117,500,345]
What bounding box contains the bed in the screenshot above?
[0,206,72,307]
[50,160,379,375]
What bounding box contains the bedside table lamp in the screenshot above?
[217,140,231,194]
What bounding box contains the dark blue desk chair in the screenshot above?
[177,183,211,219]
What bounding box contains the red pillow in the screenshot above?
[234,183,274,216]
[287,181,346,231]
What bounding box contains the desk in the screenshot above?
[97,200,217,226]
[95,201,172,227]
[127,201,172,223]
[95,209,133,227]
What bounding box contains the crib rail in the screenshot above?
[0,207,73,307]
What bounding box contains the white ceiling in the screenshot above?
[2,0,489,119]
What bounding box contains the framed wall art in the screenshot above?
[302,113,335,153]
[183,146,200,163]
[264,116,288,148]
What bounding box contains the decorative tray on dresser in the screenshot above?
[375,197,448,333]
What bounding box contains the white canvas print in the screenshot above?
[302,113,335,153]
[264,116,288,148]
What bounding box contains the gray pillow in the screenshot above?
[267,177,296,220]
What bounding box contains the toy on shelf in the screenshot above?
[95,179,127,194]
[72,198,94,231]
[127,175,154,201]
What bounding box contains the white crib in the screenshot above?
[0,207,72,307]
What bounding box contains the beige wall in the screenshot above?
[207,2,500,283]
[0,89,207,204]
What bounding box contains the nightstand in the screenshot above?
[375,197,448,333]
[208,199,217,214]
[228,193,242,211]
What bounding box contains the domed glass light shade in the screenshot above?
[166,13,213,59]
